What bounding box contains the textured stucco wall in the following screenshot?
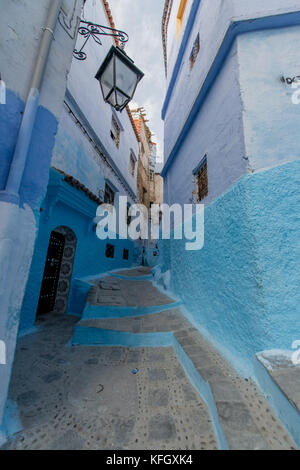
[161,0,300,379]
[160,160,300,376]
[0,0,81,120]
[238,26,300,171]
[164,40,246,206]
[0,202,36,439]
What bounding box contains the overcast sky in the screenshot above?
[108,0,166,160]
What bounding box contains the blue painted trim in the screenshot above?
[254,356,300,449]
[0,400,22,446]
[130,148,137,162]
[173,339,229,450]
[46,168,98,220]
[65,89,137,202]
[104,178,119,195]
[72,326,174,347]
[82,301,183,319]
[111,107,124,132]
[109,272,153,281]
[162,0,202,120]
[161,10,300,177]
[68,278,93,318]
[192,154,207,175]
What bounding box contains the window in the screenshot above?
[127,204,131,226]
[104,183,115,205]
[130,153,136,176]
[149,169,154,181]
[111,115,120,148]
[105,244,115,258]
[123,249,129,260]
[195,157,208,201]
[190,33,200,70]
[177,0,188,38]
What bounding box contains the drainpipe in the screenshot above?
[2,0,63,205]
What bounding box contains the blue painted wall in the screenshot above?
[164,40,246,207]
[160,160,300,376]
[238,26,300,171]
[19,169,135,332]
[0,89,58,212]
[161,0,300,379]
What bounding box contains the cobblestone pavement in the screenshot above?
[2,315,217,450]
[2,269,297,450]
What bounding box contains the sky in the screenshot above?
[108,0,166,160]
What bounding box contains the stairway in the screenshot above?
[72,267,297,450]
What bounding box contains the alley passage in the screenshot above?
[2,268,296,450]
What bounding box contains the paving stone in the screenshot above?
[177,336,197,347]
[115,417,135,445]
[127,350,141,364]
[148,351,166,362]
[17,391,39,407]
[210,379,243,403]
[42,371,63,384]
[85,358,99,365]
[196,365,227,382]
[50,430,85,450]
[149,389,169,407]
[174,366,186,379]
[107,349,125,362]
[148,414,176,441]
[148,368,168,381]
[182,383,197,402]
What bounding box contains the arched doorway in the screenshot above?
[37,226,77,316]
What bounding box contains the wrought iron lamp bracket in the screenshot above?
[73,20,129,60]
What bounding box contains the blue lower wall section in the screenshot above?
[19,169,136,332]
[0,89,58,211]
[160,159,300,376]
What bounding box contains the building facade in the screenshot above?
[19,0,141,333]
[0,0,84,441]
[132,108,164,265]
[0,0,142,442]
[160,0,300,378]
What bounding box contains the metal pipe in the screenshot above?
[5,0,63,200]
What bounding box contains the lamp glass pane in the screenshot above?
[115,55,138,98]
[107,90,116,107]
[115,89,128,109]
[100,55,114,98]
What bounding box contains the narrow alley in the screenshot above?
[2,268,296,450]
[2,0,300,454]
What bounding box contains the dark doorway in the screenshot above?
[37,231,65,315]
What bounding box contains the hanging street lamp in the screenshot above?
[73,21,144,112]
[95,46,144,112]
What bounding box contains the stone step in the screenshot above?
[87,275,175,308]
[255,349,300,448]
[75,307,296,450]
